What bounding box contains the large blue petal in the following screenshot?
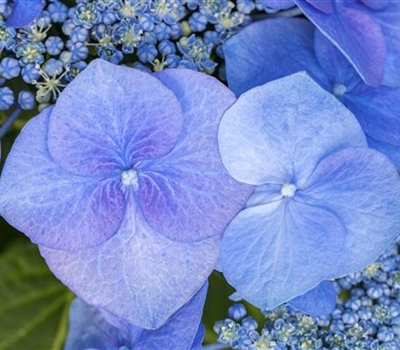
[7,0,44,28]
[40,199,219,329]
[65,284,207,350]
[218,72,366,186]
[223,18,329,96]
[136,69,252,242]
[0,108,125,251]
[294,0,400,87]
[48,59,183,177]
[220,200,346,309]
[288,280,336,316]
[299,147,400,273]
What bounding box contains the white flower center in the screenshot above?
[121,168,138,188]
[280,183,297,198]
[332,83,347,97]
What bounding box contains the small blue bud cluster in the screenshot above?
[214,236,400,349]
[0,0,277,113]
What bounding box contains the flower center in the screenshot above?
[121,168,139,189]
[280,183,297,198]
[332,83,347,97]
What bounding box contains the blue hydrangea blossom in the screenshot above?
[294,0,400,87]
[223,18,400,168]
[218,72,400,311]
[65,284,208,350]
[0,59,251,328]
[6,0,44,28]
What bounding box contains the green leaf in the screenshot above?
[0,240,73,350]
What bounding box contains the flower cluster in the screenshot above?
[214,236,400,350]
[0,0,277,114]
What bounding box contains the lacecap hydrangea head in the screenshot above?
[0,59,251,328]
[218,72,400,311]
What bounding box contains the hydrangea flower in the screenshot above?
[218,72,400,311]
[294,0,400,87]
[223,18,400,168]
[6,0,44,28]
[65,284,208,350]
[0,59,250,328]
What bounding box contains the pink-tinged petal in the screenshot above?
[0,108,125,251]
[137,69,252,242]
[48,59,183,177]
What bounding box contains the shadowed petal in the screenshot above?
[7,0,44,28]
[220,200,346,309]
[260,0,295,10]
[294,0,400,87]
[224,18,329,96]
[48,59,183,176]
[299,147,400,273]
[40,199,219,329]
[65,284,207,350]
[344,86,400,147]
[218,72,366,186]
[0,108,125,251]
[288,281,336,316]
[137,69,252,243]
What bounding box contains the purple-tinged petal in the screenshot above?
[133,284,207,350]
[224,18,330,96]
[65,298,121,350]
[136,69,252,243]
[0,108,125,251]
[7,0,44,28]
[344,85,400,147]
[360,0,389,11]
[260,0,295,10]
[307,0,333,13]
[313,30,362,90]
[220,200,346,309]
[367,137,400,169]
[294,0,392,87]
[40,199,219,329]
[65,284,207,350]
[299,147,400,273]
[48,59,183,177]
[218,72,366,186]
[288,281,336,316]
